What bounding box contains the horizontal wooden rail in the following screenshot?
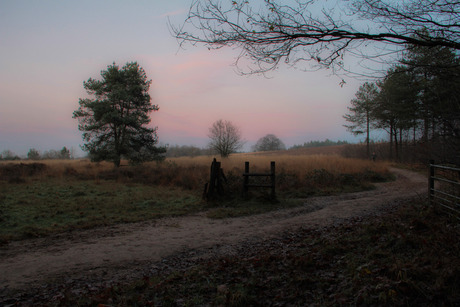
[245,184,274,188]
[243,173,272,177]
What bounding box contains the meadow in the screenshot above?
[3,151,459,307]
[0,150,391,242]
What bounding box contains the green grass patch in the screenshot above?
[0,179,203,242]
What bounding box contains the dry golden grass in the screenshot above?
[164,153,389,176]
[249,145,347,156]
[145,153,391,195]
[0,153,389,179]
[0,153,390,195]
[0,159,113,180]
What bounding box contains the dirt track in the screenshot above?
[0,168,426,296]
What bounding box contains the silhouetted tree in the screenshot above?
[375,67,417,159]
[344,82,379,158]
[59,147,71,159]
[73,62,166,166]
[253,134,286,152]
[402,44,460,142]
[208,119,244,157]
[27,148,40,160]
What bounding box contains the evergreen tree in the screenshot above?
[402,45,460,141]
[73,62,165,166]
[374,67,418,160]
[343,82,378,158]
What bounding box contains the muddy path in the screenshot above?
[0,168,426,295]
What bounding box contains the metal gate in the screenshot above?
[429,160,460,218]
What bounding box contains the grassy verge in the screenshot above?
[0,179,202,242]
[0,157,393,242]
[0,177,379,242]
[43,200,459,306]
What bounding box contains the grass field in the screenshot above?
[3,152,458,306]
[0,152,391,242]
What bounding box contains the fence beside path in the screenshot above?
[429,160,460,218]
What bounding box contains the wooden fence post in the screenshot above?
[243,161,249,196]
[208,158,217,196]
[270,161,276,199]
[205,158,225,199]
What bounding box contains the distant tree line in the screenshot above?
[0,147,74,161]
[0,150,21,161]
[165,145,212,158]
[344,43,460,163]
[289,139,349,150]
[27,147,73,160]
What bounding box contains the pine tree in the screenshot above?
[343,82,378,158]
[73,62,165,166]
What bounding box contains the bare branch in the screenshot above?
[171,0,460,77]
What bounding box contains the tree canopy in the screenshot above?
[73,62,165,166]
[253,134,286,152]
[27,148,40,160]
[173,0,460,76]
[345,45,460,161]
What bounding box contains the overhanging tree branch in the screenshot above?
[172,0,460,76]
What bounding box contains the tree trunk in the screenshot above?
[366,111,370,159]
[423,116,429,142]
[394,126,399,161]
[399,128,403,161]
[389,122,394,161]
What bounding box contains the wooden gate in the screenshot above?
[242,161,276,199]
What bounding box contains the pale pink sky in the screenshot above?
[0,1,377,157]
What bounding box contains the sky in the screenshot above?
[0,0,382,157]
